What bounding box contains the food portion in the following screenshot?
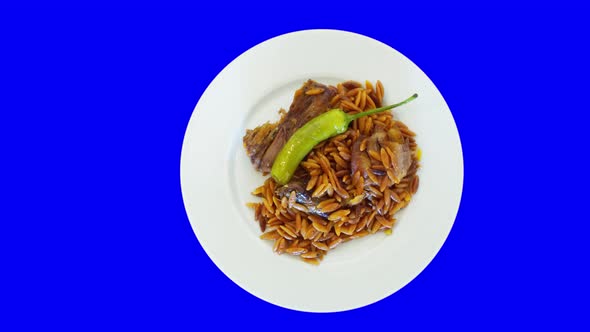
[243,79,420,264]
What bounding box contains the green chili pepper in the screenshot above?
[271,93,418,185]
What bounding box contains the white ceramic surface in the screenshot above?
[180,29,463,312]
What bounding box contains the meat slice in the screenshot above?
[351,127,413,184]
[351,135,371,176]
[386,140,412,182]
[274,177,329,218]
[384,127,413,181]
[243,121,279,171]
[243,80,337,173]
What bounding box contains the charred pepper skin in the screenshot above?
[271,94,418,185]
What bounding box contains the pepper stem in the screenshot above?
[347,93,418,122]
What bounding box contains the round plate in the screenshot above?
[180,29,463,312]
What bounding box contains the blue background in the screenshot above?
[2,3,589,330]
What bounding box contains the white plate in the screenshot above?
[180,29,463,312]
